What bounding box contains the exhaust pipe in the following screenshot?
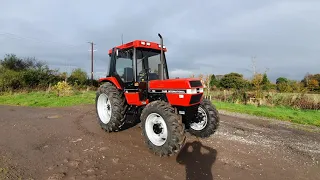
[158,33,164,80]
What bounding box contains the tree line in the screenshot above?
[193,72,320,110]
[198,72,320,93]
[0,54,97,92]
[1,54,319,94]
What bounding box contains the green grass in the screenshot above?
[0,91,96,107]
[213,101,320,127]
[1,91,319,127]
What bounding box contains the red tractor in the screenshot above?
[96,34,219,156]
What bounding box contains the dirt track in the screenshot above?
[0,105,319,180]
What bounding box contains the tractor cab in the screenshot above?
[107,39,169,87]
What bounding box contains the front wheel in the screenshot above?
[140,101,186,156]
[188,99,220,138]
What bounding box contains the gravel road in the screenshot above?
[0,105,319,180]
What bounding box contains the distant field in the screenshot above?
[213,100,320,127]
[0,91,95,107]
[209,91,320,102]
[207,90,320,111]
[0,91,319,127]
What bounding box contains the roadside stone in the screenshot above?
[99,147,108,151]
[83,159,91,166]
[88,175,97,179]
[46,115,61,119]
[68,160,80,168]
[86,168,95,175]
[235,129,245,135]
[47,173,66,180]
[164,175,174,179]
[70,138,82,143]
[128,164,135,168]
[112,158,119,164]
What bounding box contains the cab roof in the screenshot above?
[108,40,167,54]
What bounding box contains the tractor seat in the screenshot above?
[149,73,159,80]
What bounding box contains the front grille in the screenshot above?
[189,80,202,87]
[189,93,203,104]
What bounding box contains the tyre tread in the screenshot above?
[96,82,128,132]
[188,98,220,138]
[140,101,186,156]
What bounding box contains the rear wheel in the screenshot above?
[96,82,127,132]
[188,99,219,138]
[140,101,186,156]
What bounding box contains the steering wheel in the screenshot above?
[138,68,150,81]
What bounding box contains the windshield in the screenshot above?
[136,48,168,81]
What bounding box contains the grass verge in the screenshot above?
[0,91,95,107]
[1,91,319,127]
[213,101,320,127]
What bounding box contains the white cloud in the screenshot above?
[0,0,319,81]
[169,69,194,78]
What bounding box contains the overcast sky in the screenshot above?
[0,0,319,82]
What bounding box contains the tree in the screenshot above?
[22,66,62,89]
[301,73,312,87]
[276,77,288,84]
[0,68,23,91]
[0,54,26,71]
[276,77,291,92]
[219,72,246,90]
[198,74,204,80]
[308,79,319,91]
[277,82,292,93]
[60,72,68,81]
[251,73,263,98]
[289,80,305,93]
[0,54,62,91]
[313,74,320,92]
[209,74,219,88]
[262,73,269,84]
[68,68,88,85]
[197,74,205,88]
[0,54,45,71]
[313,74,320,83]
[261,73,271,90]
[301,73,320,91]
[204,74,211,96]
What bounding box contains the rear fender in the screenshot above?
[99,77,122,90]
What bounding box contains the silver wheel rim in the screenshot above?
[190,106,208,131]
[145,113,168,146]
[97,93,112,124]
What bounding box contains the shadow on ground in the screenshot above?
[119,115,141,131]
[176,141,217,180]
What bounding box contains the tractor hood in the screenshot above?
[149,78,203,90]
